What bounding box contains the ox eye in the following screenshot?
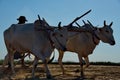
[106,30,109,33]
[60,34,63,37]
[99,28,102,31]
[52,33,56,36]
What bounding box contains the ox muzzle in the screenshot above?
[110,40,115,45]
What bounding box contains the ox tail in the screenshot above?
[47,51,55,64]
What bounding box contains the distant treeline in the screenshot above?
[0,59,120,66]
[53,61,120,66]
[90,61,120,66]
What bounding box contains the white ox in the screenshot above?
[3,19,68,79]
[57,20,115,78]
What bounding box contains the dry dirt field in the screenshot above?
[0,64,120,80]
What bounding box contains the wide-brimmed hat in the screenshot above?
[17,16,27,21]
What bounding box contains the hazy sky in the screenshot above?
[0,0,120,62]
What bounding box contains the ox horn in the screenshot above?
[58,22,62,29]
[104,20,113,27]
[68,9,92,26]
[38,15,41,21]
[104,20,106,26]
[109,22,113,27]
[42,18,50,26]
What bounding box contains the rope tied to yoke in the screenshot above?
[34,19,55,48]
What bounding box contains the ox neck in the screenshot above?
[45,30,55,48]
[92,30,100,45]
[40,28,56,49]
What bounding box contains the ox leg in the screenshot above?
[78,54,84,79]
[84,56,90,69]
[21,54,26,67]
[58,50,65,75]
[43,59,52,79]
[2,54,9,68]
[32,57,38,78]
[9,53,15,74]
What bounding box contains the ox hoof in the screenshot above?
[75,77,85,80]
[75,77,84,80]
[21,65,28,68]
[47,75,52,79]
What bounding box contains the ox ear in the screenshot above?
[52,33,56,36]
[109,22,113,27]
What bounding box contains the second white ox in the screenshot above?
[3,19,68,79]
[58,20,115,78]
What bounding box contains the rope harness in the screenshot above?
[67,27,100,45]
[92,30,100,45]
[34,17,67,50]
